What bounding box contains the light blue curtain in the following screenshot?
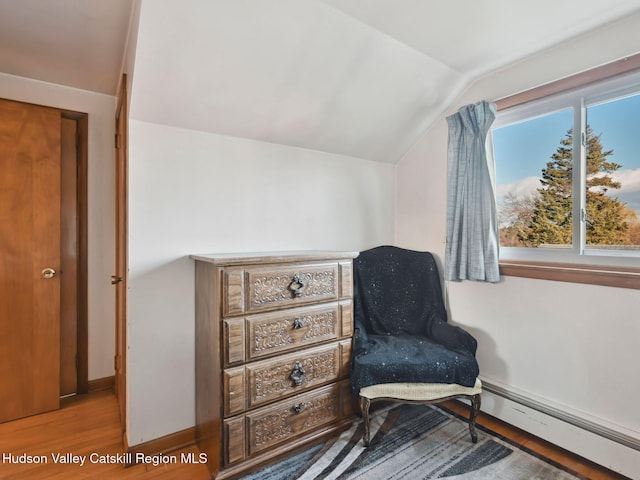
[445,100,499,282]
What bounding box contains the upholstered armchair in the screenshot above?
[350,246,482,446]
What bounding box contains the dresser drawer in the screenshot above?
[224,341,351,417]
[245,263,339,313]
[246,344,340,409]
[248,303,340,360]
[223,262,340,316]
[247,383,342,456]
[224,302,353,366]
[245,303,344,360]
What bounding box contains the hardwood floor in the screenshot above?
[442,400,630,480]
[0,390,210,479]
[0,390,628,479]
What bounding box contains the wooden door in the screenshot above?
[114,75,128,431]
[0,99,61,422]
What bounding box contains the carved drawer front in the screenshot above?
[247,304,341,360]
[247,383,341,456]
[340,301,353,338]
[246,263,339,313]
[246,344,340,409]
[223,318,245,365]
[339,261,353,298]
[224,416,246,465]
[223,367,245,417]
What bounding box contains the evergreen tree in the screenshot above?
[519,126,628,246]
[584,128,627,244]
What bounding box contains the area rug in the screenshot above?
[240,404,581,480]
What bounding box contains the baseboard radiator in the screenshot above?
[481,379,640,452]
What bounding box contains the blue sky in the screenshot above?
[493,93,640,214]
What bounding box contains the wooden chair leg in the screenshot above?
[469,394,481,443]
[359,396,371,447]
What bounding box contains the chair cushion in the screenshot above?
[360,378,482,401]
[351,334,479,394]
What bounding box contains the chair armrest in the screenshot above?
[352,319,369,357]
[428,318,478,356]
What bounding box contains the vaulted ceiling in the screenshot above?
[2,0,640,163]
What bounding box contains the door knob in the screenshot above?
[111,275,123,285]
[41,268,57,279]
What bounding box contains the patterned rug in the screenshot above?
[239,404,581,480]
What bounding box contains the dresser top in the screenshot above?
[190,250,359,266]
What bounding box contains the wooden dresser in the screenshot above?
[192,251,358,479]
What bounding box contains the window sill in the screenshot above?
[499,261,640,290]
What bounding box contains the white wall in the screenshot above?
[0,72,116,381]
[396,13,640,478]
[126,120,395,445]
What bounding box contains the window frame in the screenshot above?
[493,54,640,288]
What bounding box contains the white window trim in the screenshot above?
[493,69,640,269]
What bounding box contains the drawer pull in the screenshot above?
[292,317,304,329]
[293,403,306,414]
[290,361,306,386]
[289,274,307,297]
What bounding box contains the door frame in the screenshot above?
[61,110,89,394]
[114,74,128,434]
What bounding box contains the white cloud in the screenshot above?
[612,168,640,195]
[496,169,640,214]
[496,176,540,201]
[612,168,640,214]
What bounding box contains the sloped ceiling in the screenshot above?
[320,0,640,77]
[131,0,640,163]
[2,1,640,163]
[131,0,466,163]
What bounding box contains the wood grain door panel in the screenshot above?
[0,98,61,422]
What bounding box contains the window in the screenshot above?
[492,70,640,270]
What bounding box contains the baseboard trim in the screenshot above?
[125,427,196,466]
[88,376,115,393]
[482,379,640,452]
